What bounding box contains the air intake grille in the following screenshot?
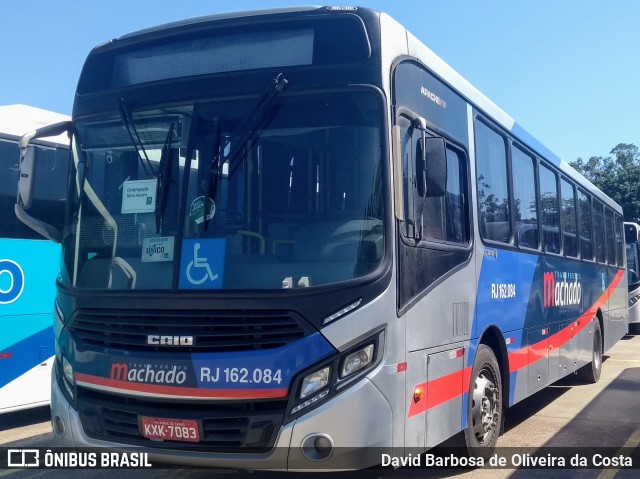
[70,309,310,353]
[77,388,286,452]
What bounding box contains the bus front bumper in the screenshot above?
[50,372,392,471]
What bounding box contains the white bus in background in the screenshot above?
[625,222,640,331]
[0,104,69,413]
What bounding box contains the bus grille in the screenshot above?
[77,387,287,452]
[70,309,310,353]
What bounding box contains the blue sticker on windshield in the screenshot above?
[179,239,226,289]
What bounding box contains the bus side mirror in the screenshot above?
[18,146,36,209]
[15,120,71,243]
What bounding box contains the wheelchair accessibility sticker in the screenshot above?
[179,239,226,289]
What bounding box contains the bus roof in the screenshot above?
[0,104,70,146]
[82,6,619,213]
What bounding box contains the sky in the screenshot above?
[1,0,639,163]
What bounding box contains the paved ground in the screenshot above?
[0,406,50,445]
[1,332,639,479]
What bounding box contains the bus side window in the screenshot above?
[604,208,616,265]
[560,178,578,258]
[422,146,468,244]
[475,120,510,244]
[593,200,606,263]
[400,116,469,245]
[512,145,538,249]
[539,164,560,254]
[578,190,593,260]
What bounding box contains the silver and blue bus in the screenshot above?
[0,104,69,413]
[16,7,627,469]
[624,222,640,330]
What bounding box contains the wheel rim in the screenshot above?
[471,366,500,445]
[593,326,602,370]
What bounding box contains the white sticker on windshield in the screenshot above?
[121,179,157,214]
[142,236,175,263]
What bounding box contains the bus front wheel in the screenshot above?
[463,344,502,457]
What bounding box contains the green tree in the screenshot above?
[570,143,640,222]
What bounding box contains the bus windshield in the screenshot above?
[64,90,385,290]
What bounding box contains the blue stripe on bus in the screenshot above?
[473,248,538,357]
[73,332,337,398]
[0,325,54,388]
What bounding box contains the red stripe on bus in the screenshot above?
[74,373,288,399]
[509,269,624,373]
[408,367,472,418]
[408,269,624,418]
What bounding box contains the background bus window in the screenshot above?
[539,164,560,254]
[0,139,68,240]
[578,190,593,260]
[475,120,510,243]
[560,178,578,258]
[615,215,624,267]
[511,145,538,249]
[0,139,19,238]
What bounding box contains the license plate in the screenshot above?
[140,416,200,443]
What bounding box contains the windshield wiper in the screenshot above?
[117,98,156,178]
[202,119,221,232]
[155,122,175,233]
[201,73,288,229]
[224,73,288,178]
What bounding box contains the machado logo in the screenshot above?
[110,363,188,385]
[543,271,582,308]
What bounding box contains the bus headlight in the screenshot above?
[60,356,76,401]
[300,367,330,399]
[287,330,384,420]
[62,356,75,386]
[340,344,374,378]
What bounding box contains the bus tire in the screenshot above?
[578,320,602,383]
[463,344,502,457]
